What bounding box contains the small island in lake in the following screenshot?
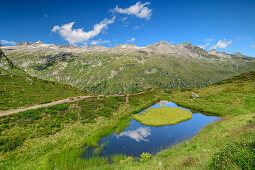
[134,107,192,126]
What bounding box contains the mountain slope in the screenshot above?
[168,71,255,116]
[1,41,255,94]
[0,49,88,110]
[0,49,25,75]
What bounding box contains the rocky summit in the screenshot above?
[1,41,255,94]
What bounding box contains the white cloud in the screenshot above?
[205,38,215,42]
[198,38,216,48]
[133,24,144,30]
[90,39,110,45]
[198,42,210,49]
[235,37,250,41]
[43,13,48,18]
[133,26,141,30]
[117,127,151,142]
[251,45,255,48]
[126,37,136,42]
[52,17,115,45]
[0,40,16,45]
[121,17,128,22]
[211,39,233,49]
[111,1,152,20]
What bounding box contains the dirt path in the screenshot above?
[0,96,96,117]
[0,89,154,117]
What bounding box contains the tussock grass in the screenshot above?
[134,107,192,126]
[165,72,255,116]
[1,72,255,169]
[0,74,87,110]
[0,89,163,169]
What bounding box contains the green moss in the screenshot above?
[134,107,192,126]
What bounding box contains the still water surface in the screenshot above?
[82,101,221,158]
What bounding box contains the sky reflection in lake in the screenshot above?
[82,101,221,158]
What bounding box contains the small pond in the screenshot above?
[81,101,221,159]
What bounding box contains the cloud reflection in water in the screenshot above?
[117,127,151,142]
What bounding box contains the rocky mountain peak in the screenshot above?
[147,40,171,49]
[87,45,107,50]
[59,45,77,49]
[209,49,217,52]
[16,41,30,46]
[158,40,168,45]
[153,40,168,46]
[35,40,43,44]
[232,52,243,56]
[113,43,138,49]
[182,42,193,48]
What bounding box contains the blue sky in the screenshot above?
[1,0,255,56]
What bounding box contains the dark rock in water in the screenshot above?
[16,41,30,46]
[191,92,199,99]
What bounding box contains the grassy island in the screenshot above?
[134,107,192,126]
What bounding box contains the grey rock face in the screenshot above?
[191,92,199,99]
[0,49,15,70]
[232,52,243,57]
[182,42,193,48]
[35,40,43,44]
[16,41,30,46]
[60,45,77,49]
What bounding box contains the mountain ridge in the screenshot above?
[4,40,253,58]
[1,41,255,94]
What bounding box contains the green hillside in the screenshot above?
[0,72,254,169]
[0,89,163,169]
[3,43,255,94]
[168,71,255,116]
[0,49,88,110]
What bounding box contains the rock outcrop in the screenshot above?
[191,92,199,99]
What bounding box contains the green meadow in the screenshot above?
[0,89,163,169]
[0,74,87,110]
[0,72,254,169]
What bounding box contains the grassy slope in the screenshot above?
[0,72,254,169]
[0,74,88,110]
[167,71,255,116]
[0,49,88,110]
[101,71,254,169]
[0,89,163,169]
[5,49,255,94]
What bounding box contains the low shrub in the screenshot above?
[0,135,26,152]
[210,141,255,169]
[139,152,152,162]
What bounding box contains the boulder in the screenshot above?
[191,92,199,99]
